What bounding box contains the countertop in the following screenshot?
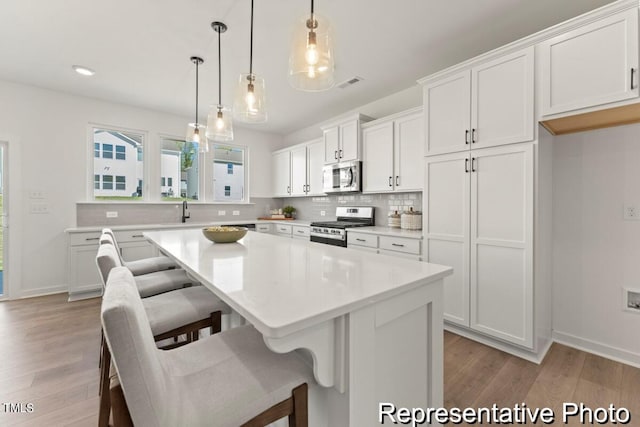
[347,226,423,239]
[144,228,451,339]
[65,219,311,233]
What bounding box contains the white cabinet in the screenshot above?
[540,8,639,116]
[362,109,423,193]
[424,47,534,156]
[275,224,293,237]
[273,139,324,197]
[292,225,310,239]
[271,223,310,239]
[67,228,157,301]
[424,143,533,348]
[256,223,272,233]
[272,150,292,197]
[322,114,371,164]
[347,231,422,261]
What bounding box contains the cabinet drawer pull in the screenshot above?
[297,230,305,234]
[131,234,144,238]
[465,129,469,145]
[356,238,366,242]
[632,68,636,90]
[391,243,405,247]
[85,237,99,241]
[471,128,477,144]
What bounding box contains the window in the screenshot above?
[160,138,199,201]
[93,127,144,200]
[116,176,126,190]
[115,145,126,160]
[213,144,246,202]
[102,144,113,159]
[103,175,113,190]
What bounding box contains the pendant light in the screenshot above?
[185,56,209,153]
[206,21,233,142]
[288,0,335,91]
[234,0,267,123]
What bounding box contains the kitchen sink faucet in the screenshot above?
[182,200,190,223]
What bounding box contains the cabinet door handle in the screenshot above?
[395,176,399,186]
[287,186,290,194]
[388,176,393,187]
[464,158,469,173]
[465,129,470,145]
[632,68,636,90]
[334,150,338,160]
[391,243,405,247]
[339,149,343,158]
[471,128,477,144]
[471,157,476,172]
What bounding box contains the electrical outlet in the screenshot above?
[106,211,118,218]
[320,210,326,216]
[624,205,640,220]
[28,190,45,199]
[232,210,240,216]
[218,210,226,216]
[30,202,50,214]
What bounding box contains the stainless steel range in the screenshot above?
[310,207,375,247]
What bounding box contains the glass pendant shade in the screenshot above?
[288,13,335,91]
[206,105,234,141]
[233,73,267,123]
[186,123,208,153]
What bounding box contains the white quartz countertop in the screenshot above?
[347,226,423,239]
[65,219,310,233]
[144,228,451,339]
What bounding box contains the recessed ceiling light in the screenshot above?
[72,65,95,76]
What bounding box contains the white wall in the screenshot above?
[553,123,640,365]
[0,79,283,298]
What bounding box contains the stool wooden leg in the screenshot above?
[110,383,133,427]
[98,345,112,427]
[289,383,308,427]
[211,310,222,335]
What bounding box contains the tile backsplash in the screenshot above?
[281,192,422,226]
[76,193,422,227]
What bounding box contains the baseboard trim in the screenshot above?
[18,285,68,299]
[552,330,640,369]
[444,323,551,364]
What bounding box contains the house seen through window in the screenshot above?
[160,137,199,201]
[213,144,246,202]
[93,127,144,200]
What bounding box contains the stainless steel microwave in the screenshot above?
[322,161,362,193]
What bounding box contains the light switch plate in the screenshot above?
[232,210,240,216]
[218,210,226,216]
[106,211,118,218]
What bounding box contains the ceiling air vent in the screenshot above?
[337,76,364,89]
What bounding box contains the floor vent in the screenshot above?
[337,76,364,89]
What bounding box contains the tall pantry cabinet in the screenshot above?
[420,46,551,359]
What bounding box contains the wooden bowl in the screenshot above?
[202,227,248,243]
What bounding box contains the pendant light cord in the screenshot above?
[249,0,254,76]
[195,60,199,124]
[311,0,314,14]
[218,28,222,107]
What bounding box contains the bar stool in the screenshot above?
[102,266,312,427]
[96,245,232,426]
[97,237,190,297]
[101,228,177,276]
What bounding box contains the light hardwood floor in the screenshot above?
[1,294,639,426]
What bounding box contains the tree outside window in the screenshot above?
[160,138,199,201]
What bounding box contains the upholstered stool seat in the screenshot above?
[102,267,313,427]
[101,229,177,276]
[97,243,190,297]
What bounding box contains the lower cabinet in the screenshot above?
[348,231,422,260]
[270,223,310,239]
[67,229,157,301]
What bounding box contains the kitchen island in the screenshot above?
[144,228,452,426]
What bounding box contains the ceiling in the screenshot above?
[0,0,617,135]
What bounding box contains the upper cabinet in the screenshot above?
[423,47,534,156]
[540,8,639,117]
[322,114,372,164]
[362,108,423,193]
[272,138,325,198]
